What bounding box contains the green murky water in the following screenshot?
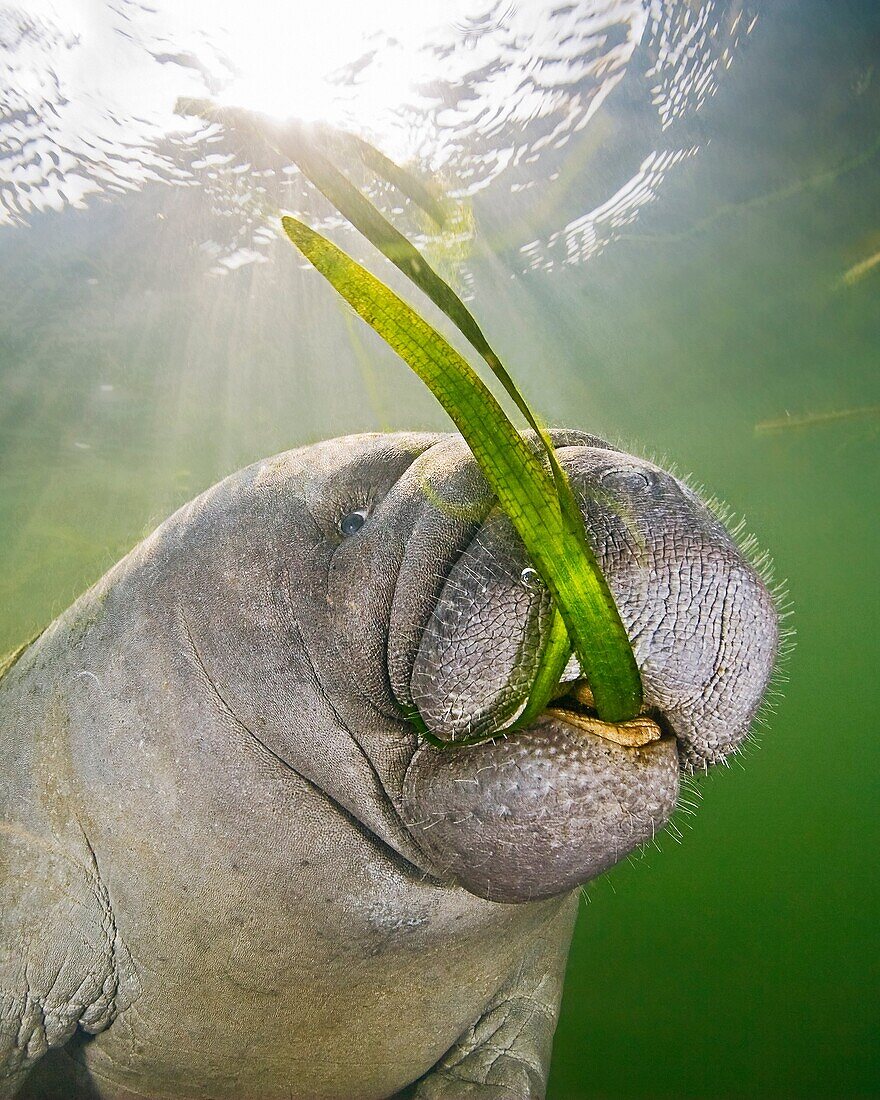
[1,1,878,1095]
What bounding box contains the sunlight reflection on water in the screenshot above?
[0,0,754,271]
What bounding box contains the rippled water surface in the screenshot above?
[1,1,878,1096]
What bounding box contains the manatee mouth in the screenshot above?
[400,696,681,904]
[385,438,779,902]
[398,632,683,903]
[543,679,663,750]
[392,532,687,904]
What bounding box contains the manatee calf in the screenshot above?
[0,430,778,1100]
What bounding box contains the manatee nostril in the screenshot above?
[600,468,656,494]
[339,509,368,536]
[520,567,543,591]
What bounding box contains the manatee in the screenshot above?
[0,430,778,1100]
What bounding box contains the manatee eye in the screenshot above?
[339,508,368,537]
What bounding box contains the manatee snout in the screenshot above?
[397,445,778,764]
[388,437,779,901]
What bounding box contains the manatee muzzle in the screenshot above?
[401,717,679,903]
[396,448,778,767]
[390,445,778,902]
[391,492,679,902]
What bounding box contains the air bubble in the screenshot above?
[520,567,542,591]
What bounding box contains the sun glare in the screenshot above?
[200,0,455,156]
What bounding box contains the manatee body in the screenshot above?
[0,431,778,1100]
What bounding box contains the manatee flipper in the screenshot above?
[0,831,119,1099]
[0,642,122,1099]
[406,895,578,1100]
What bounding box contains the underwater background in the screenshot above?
[1,0,877,1095]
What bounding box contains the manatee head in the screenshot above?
[175,430,778,904]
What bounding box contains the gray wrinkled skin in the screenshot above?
[0,431,778,1100]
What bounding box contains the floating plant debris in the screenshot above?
[755,404,880,433]
[840,248,880,287]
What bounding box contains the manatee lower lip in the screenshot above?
[401,712,680,903]
[544,679,663,749]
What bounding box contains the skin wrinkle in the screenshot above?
[386,446,496,717]
[84,826,125,1037]
[278,557,414,802]
[204,611,440,893]
[637,525,766,763]
[279,561,433,876]
[412,518,553,739]
[180,608,433,888]
[2,675,122,1064]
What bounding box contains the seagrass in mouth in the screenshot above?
[545,680,662,749]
